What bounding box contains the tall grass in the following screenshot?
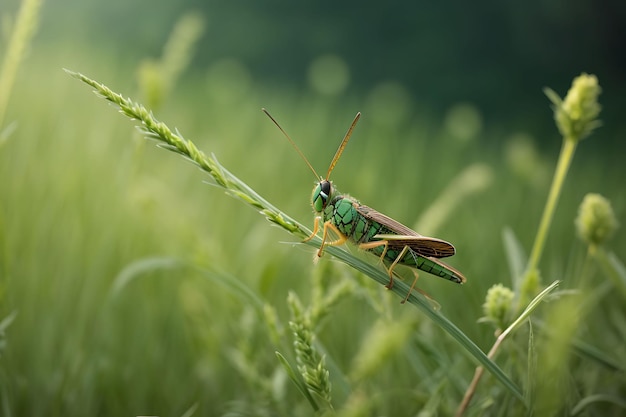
[0,0,44,143]
[1,27,625,417]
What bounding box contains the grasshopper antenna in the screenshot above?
[262,108,321,181]
[326,112,360,180]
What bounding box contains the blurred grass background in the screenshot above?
[1,0,625,415]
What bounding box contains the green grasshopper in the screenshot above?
[263,109,466,303]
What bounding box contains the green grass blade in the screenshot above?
[504,280,560,337]
[191,264,266,310]
[0,311,18,357]
[110,256,265,309]
[594,248,626,298]
[275,351,320,412]
[571,394,626,416]
[502,227,527,291]
[111,256,184,294]
[525,320,535,406]
[571,338,625,372]
[0,0,44,131]
[179,403,199,417]
[0,311,17,333]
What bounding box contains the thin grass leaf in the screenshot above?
[413,163,493,236]
[179,402,199,417]
[0,121,17,147]
[502,227,527,292]
[0,0,44,129]
[502,280,560,338]
[542,87,562,108]
[275,351,320,412]
[110,256,265,309]
[0,311,17,333]
[0,311,17,357]
[192,264,266,310]
[570,394,626,416]
[525,320,535,407]
[571,338,625,372]
[594,249,626,298]
[111,256,184,294]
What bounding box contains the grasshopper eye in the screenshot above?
[312,181,332,212]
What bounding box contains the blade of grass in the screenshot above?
[275,351,320,412]
[594,248,626,298]
[502,227,527,292]
[571,394,626,416]
[0,0,44,133]
[110,256,265,310]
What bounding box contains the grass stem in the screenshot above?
[524,138,577,279]
[0,0,44,133]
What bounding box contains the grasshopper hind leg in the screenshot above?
[387,246,429,305]
[357,240,441,307]
[359,241,416,303]
[359,239,394,288]
[371,243,439,307]
[401,269,419,304]
[403,248,441,309]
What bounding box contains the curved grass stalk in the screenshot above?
[0,0,44,135]
[66,69,525,404]
[0,0,43,147]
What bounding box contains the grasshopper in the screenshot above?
[264,109,466,303]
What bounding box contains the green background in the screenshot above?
[1,0,624,415]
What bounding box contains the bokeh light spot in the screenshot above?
[307,54,350,96]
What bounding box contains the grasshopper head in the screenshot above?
[311,180,332,213]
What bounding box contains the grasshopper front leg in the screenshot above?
[302,217,349,257]
[302,216,321,243]
[317,221,349,257]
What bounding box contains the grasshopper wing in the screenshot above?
[356,205,456,258]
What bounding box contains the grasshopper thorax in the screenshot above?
[312,180,333,213]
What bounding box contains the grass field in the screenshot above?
[1,12,625,416]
